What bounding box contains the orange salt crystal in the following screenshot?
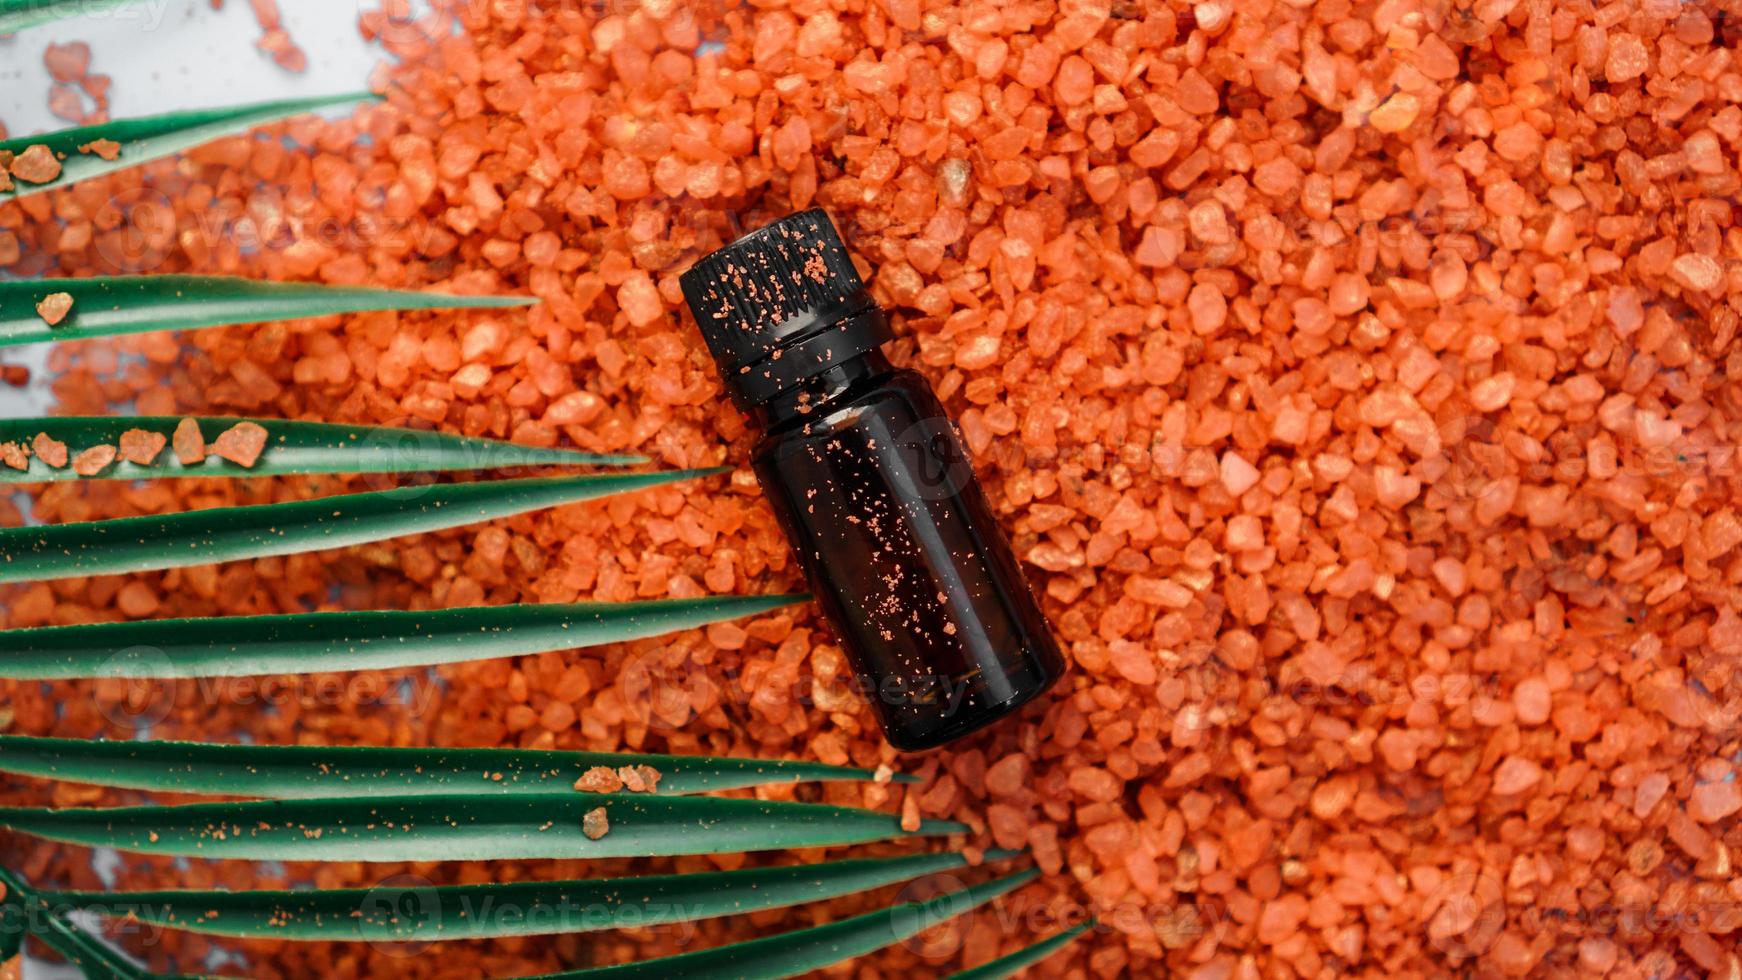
[43,42,90,83]
[1491,756,1543,795]
[77,139,120,161]
[573,766,623,793]
[611,766,642,792]
[615,764,660,793]
[1368,92,1420,133]
[118,429,168,465]
[899,790,921,832]
[1605,33,1649,82]
[34,292,73,327]
[1670,254,1722,294]
[71,445,116,477]
[171,418,206,465]
[581,806,610,840]
[0,442,27,471]
[9,145,61,184]
[115,581,160,618]
[211,421,267,467]
[30,433,67,468]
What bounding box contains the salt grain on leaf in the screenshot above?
[9,145,62,184]
[71,445,117,477]
[76,139,121,161]
[572,766,622,793]
[581,806,610,840]
[0,442,28,471]
[119,428,169,466]
[172,418,206,465]
[31,433,68,468]
[211,421,269,467]
[34,292,73,327]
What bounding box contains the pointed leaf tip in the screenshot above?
[0,276,537,349]
[0,470,709,584]
[0,92,379,201]
[0,593,808,679]
[943,919,1094,980]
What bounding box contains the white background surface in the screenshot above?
[1,0,389,418]
[3,3,391,974]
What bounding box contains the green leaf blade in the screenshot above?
[945,921,1094,980]
[0,594,803,679]
[0,416,642,482]
[0,867,156,980]
[0,276,531,349]
[42,851,1017,942]
[0,795,965,862]
[0,0,137,33]
[538,869,1039,980]
[0,731,890,797]
[0,469,722,584]
[0,93,376,200]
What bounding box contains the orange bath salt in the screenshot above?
[581,806,610,840]
[29,433,67,469]
[115,581,160,618]
[170,419,206,465]
[71,445,116,477]
[0,443,27,471]
[76,139,121,161]
[1368,92,1420,133]
[9,145,61,184]
[573,767,622,793]
[210,422,269,467]
[34,293,73,327]
[118,429,168,466]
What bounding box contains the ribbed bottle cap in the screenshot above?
[680,209,888,408]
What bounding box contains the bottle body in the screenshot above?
[752,360,1066,751]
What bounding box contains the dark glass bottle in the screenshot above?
[680,209,1066,751]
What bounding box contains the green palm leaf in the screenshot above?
[0,92,375,200]
[0,593,802,679]
[0,794,965,861]
[0,868,154,980]
[535,869,1039,980]
[0,417,641,482]
[945,921,1093,979]
[0,276,530,349]
[0,0,137,33]
[0,733,888,797]
[43,851,1016,942]
[0,469,720,584]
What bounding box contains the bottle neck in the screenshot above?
[717,305,893,413]
[755,350,895,432]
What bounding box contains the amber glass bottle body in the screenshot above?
[751,352,1066,750]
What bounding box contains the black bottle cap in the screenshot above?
[681,209,891,410]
